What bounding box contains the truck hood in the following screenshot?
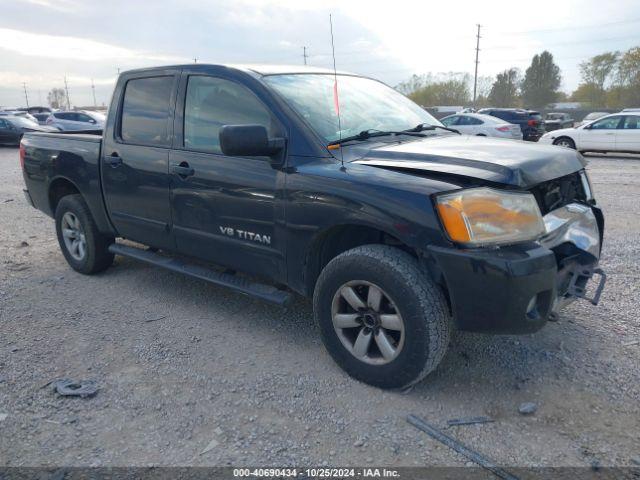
[351,135,585,188]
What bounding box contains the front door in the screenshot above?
[169,73,287,280]
[580,115,623,151]
[101,73,179,249]
[617,115,640,152]
[0,118,12,144]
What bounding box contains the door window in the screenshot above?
[622,116,639,129]
[120,76,174,146]
[0,119,8,129]
[76,113,93,123]
[590,116,623,130]
[184,76,273,153]
[458,116,483,125]
[441,116,459,126]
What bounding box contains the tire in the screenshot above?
[476,133,487,136]
[55,194,114,274]
[553,137,576,149]
[313,245,451,389]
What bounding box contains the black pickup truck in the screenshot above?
[21,64,606,389]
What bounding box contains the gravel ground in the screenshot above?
[0,146,639,468]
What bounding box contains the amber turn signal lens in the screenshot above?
[435,188,545,247]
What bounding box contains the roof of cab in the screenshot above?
[121,63,355,77]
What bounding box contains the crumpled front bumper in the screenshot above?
[426,203,605,334]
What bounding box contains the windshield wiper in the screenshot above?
[404,123,461,135]
[327,129,426,146]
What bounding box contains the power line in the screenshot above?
[484,33,640,51]
[495,17,640,35]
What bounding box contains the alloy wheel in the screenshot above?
[61,212,87,261]
[331,281,405,365]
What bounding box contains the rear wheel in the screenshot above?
[553,137,576,149]
[314,245,451,389]
[55,194,114,274]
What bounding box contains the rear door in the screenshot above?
[169,71,287,280]
[0,118,12,143]
[580,115,623,151]
[101,71,179,249]
[617,115,640,152]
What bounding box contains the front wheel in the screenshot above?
[55,194,114,274]
[313,245,451,389]
[553,137,576,149]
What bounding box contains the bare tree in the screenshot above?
[47,88,66,109]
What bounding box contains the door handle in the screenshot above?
[172,163,195,178]
[105,154,123,167]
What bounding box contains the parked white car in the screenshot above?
[440,113,523,140]
[539,112,640,153]
[45,110,105,131]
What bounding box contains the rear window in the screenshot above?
[120,76,173,146]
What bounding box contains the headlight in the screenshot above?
[579,170,593,201]
[435,187,545,247]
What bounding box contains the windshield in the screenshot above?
[263,74,442,143]
[547,114,562,120]
[6,116,38,128]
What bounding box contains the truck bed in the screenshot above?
[21,131,113,235]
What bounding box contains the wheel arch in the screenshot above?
[303,223,417,297]
[553,135,576,148]
[48,176,81,214]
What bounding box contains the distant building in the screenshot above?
[548,102,582,110]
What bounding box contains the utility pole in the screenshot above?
[91,78,97,107]
[194,57,198,63]
[302,46,308,66]
[473,24,481,109]
[22,82,29,108]
[63,76,71,110]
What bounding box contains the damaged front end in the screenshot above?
[533,169,606,316]
[540,202,606,316]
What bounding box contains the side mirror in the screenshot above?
[219,125,284,157]
[89,119,96,124]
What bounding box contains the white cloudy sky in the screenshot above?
[1,0,639,107]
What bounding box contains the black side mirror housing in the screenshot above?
[219,124,284,157]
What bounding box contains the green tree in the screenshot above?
[488,68,520,107]
[616,47,640,106]
[521,51,562,108]
[407,73,471,106]
[577,52,619,107]
[47,88,67,109]
[395,74,430,95]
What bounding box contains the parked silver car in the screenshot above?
[45,111,105,131]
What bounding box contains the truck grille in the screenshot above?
[530,171,588,215]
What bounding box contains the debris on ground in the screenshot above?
[18,241,29,247]
[518,402,537,415]
[200,437,220,455]
[145,315,167,323]
[407,414,519,480]
[447,416,494,427]
[53,379,99,398]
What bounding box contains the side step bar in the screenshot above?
[108,243,293,307]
